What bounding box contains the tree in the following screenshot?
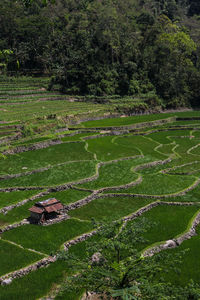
[57,219,198,299]
[0,49,13,73]
[21,0,55,7]
[143,16,198,108]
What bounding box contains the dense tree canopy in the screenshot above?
[0,0,200,107]
[59,220,200,299]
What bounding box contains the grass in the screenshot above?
[14,136,53,146]
[0,142,94,175]
[0,189,91,225]
[87,136,141,161]
[69,196,153,222]
[128,205,200,251]
[170,137,198,155]
[115,173,195,195]
[0,260,69,300]
[0,197,46,225]
[175,111,200,118]
[0,161,96,188]
[192,130,200,138]
[1,219,93,254]
[60,132,100,142]
[190,144,200,156]
[0,100,108,122]
[147,129,192,144]
[0,190,38,209]
[164,183,200,203]
[115,135,166,160]
[156,143,175,156]
[55,289,83,300]
[161,225,200,285]
[2,77,200,297]
[166,161,200,174]
[0,239,44,277]
[78,158,145,190]
[76,113,175,128]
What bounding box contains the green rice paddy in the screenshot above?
[0,190,38,209]
[1,77,200,298]
[0,142,94,175]
[0,240,44,277]
[69,196,153,222]
[0,160,96,188]
[131,205,200,251]
[1,219,93,254]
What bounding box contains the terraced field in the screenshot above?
[1,77,200,299]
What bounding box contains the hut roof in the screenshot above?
[29,198,64,214]
[36,198,58,207]
[29,206,44,214]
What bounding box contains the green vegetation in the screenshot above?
[2,76,200,298]
[87,136,141,161]
[59,220,200,300]
[163,226,200,285]
[2,0,200,110]
[0,161,96,188]
[118,174,195,195]
[115,135,165,160]
[147,130,192,144]
[0,239,44,276]
[166,161,200,175]
[78,114,174,128]
[0,189,91,225]
[69,196,153,222]
[60,132,100,142]
[0,260,69,300]
[0,142,94,175]
[1,219,93,254]
[156,143,175,156]
[132,205,200,251]
[0,197,46,225]
[0,190,38,209]
[78,158,143,190]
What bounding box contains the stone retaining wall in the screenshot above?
[134,157,172,172]
[143,208,200,257]
[1,160,199,215]
[70,117,176,132]
[1,199,199,285]
[64,230,97,251]
[0,256,57,285]
[64,176,142,212]
[3,139,62,155]
[0,166,52,181]
[41,214,70,226]
[0,133,21,145]
[0,219,29,233]
[105,177,200,199]
[177,117,200,121]
[0,191,50,214]
[0,186,43,192]
[161,161,199,175]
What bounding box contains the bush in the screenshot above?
[115,102,149,115]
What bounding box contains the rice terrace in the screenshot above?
[1,76,200,299]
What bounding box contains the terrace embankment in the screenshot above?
[3,139,62,155]
[69,116,176,131]
[143,207,200,257]
[0,256,57,286]
[1,201,200,286]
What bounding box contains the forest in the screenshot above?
[0,0,200,109]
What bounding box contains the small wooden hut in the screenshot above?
[29,198,64,223]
